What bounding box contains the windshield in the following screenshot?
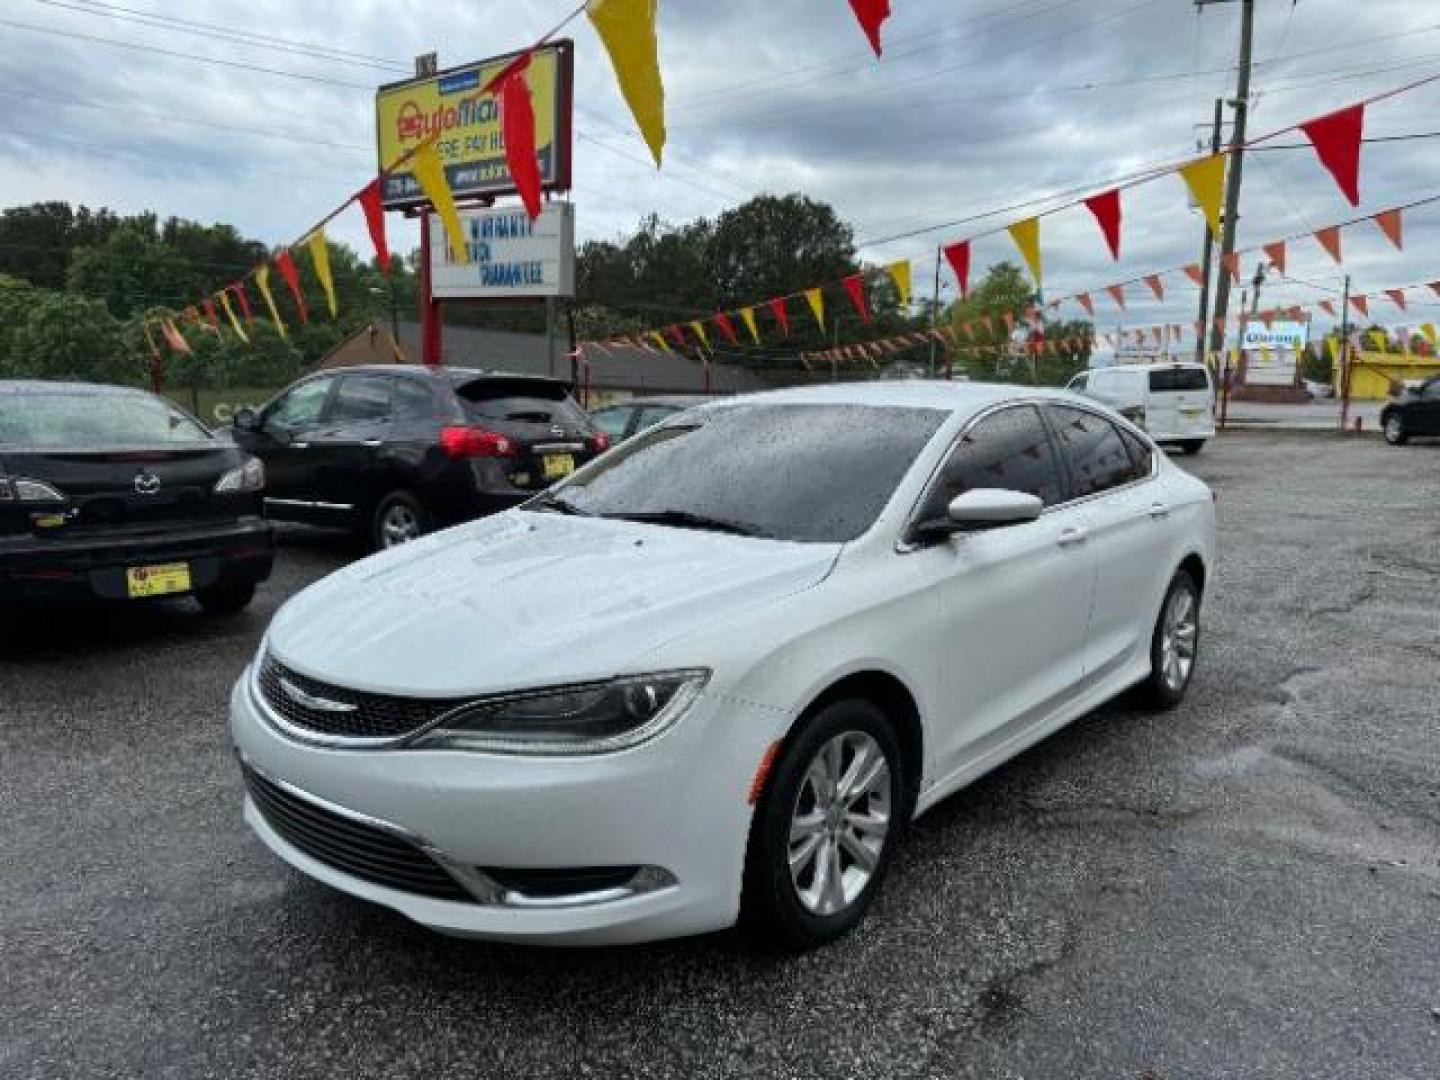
[542,402,947,543]
[0,391,211,448]
[1148,367,1210,392]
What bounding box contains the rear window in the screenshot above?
[454,378,588,425]
[0,391,211,448]
[1149,367,1210,392]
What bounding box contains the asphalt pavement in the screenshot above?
[2,431,1437,1079]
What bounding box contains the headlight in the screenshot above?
[215,456,265,493]
[409,669,709,755]
[0,477,66,503]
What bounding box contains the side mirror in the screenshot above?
[232,407,259,432]
[911,488,1043,543]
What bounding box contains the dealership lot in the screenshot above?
[2,432,1437,1079]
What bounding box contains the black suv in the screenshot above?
[232,366,610,549]
[1380,376,1440,445]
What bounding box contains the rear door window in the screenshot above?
[327,375,394,424]
[392,379,438,421]
[455,378,587,426]
[1149,367,1210,392]
[1046,405,1145,498]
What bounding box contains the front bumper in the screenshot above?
[0,518,274,603]
[230,667,784,945]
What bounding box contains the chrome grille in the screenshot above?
[256,655,470,742]
[242,765,474,903]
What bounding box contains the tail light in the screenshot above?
[440,426,514,459]
[588,431,612,454]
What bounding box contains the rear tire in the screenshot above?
[1383,413,1408,446]
[741,698,904,950]
[1135,569,1200,710]
[195,582,256,615]
[371,491,431,551]
[1179,440,1205,455]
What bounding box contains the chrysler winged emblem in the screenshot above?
[278,677,358,714]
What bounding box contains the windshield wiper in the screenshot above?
[528,492,593,516]
[600,509,772,538]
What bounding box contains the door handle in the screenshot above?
[1148,502,1171,520]
[1058,526,1088,548]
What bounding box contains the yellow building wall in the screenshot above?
[1343,352,1440,401]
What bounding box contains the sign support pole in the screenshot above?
[420,211,442,367]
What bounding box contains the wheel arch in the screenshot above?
[1177,551,1207,599]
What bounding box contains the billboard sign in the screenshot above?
[376,42,573,211]
[1241,320,1307,352]
[1242,320,1307,386]
[428,204,575,300]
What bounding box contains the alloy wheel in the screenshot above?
[1160,585,1198,694]
[380,503,422,548]
[787,730,892,917]
[1385,416,1404,444]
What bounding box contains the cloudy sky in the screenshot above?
[1,0,1438,337]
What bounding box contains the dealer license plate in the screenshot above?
[541,453,576,481]
[126,562,191,598]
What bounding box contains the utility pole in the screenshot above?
[1197,0,1256,380]
[1337,274,1353,431]
[1194,97,1224,366]
[927,246,942,379]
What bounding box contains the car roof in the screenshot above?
[315,365,569,387]
[1093,362,1208,373]
[618,394,712,408]
[719,380,1080,414]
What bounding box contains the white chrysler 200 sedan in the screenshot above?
[232,382,1215,949]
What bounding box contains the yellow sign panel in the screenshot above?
[376,43,573,210]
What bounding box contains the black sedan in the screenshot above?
[589,394,711,442]
[1381,376,1440,445]
[0,380,273,614]
[232,366,610,549]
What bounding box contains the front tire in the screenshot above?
[742,698,903,950]
[1383,413,1408,446]
[1136,569,1200,710]
[371,491,431,551]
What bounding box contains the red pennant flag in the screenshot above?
[1385,289,1407,312]
[231,282,253,324]
[1083,188,1123,261]
[841,273,871,322]
[1263,241,1287,275]
[1314,225,1343,264]
[1144,274,1164,302]
[357,178,391,272]
[1350,294,1368,319]
[201,297,220,330]
[1260,310,1275,329]
[942,240,971,297]
[1431,282,1440,299]
[274,250,309,323]
[1319,300,1336,318]
[1106,284,1126,310]
[713,312,739,345]
[501,54,543,219]
[666,324,687,349]
[1182,263,1204,287]
[1076,292,1094,317]
[1300,102,1364,206]
[1221,251,1242,282]
[1286,307,1303,321]
[848,0,891,57]
[1373,208,1403,251]
[768,296,791,338]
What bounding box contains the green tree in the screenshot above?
[0,202,123,289]
[3,289,129,382]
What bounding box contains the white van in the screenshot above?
[1067,363,1215,454]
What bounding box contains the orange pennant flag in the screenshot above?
[1350,294,1368,318]
[1144,274,1164,302]
[1182,263,1205,287]
[1314,225,1343,264]
[1221,251,1242,282]
[1106,284,1126,311]
[1385,289,1407,312]
[1373,208,1403,250]
[1263,241,1287,275]
[1318,300,1336,318]
[1075,292,1094,316]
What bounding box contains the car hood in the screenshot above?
[265,510,841,696]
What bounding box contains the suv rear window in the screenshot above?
[454,378,588,425]
[1149,367,1210,392]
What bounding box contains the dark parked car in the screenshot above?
[1381,377,1440,445]
[0,380,273,614]
[589,394,711,442]
[232,366,610,549]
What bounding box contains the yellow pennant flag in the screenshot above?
[886,260,912,306]
[1180,155,1226,236]
[739,306,760,345]
[411,140,468,262]
[689,320,710,350]
[804,287,825,332]
[1368,330,1388,352]
[1421,323,1437,346]
[649,330,672,354]
[306,229,337,318]
[588,0,666,167]
[1007,217,1042,287]
[218,290,248,343]
[254,265,287,339]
